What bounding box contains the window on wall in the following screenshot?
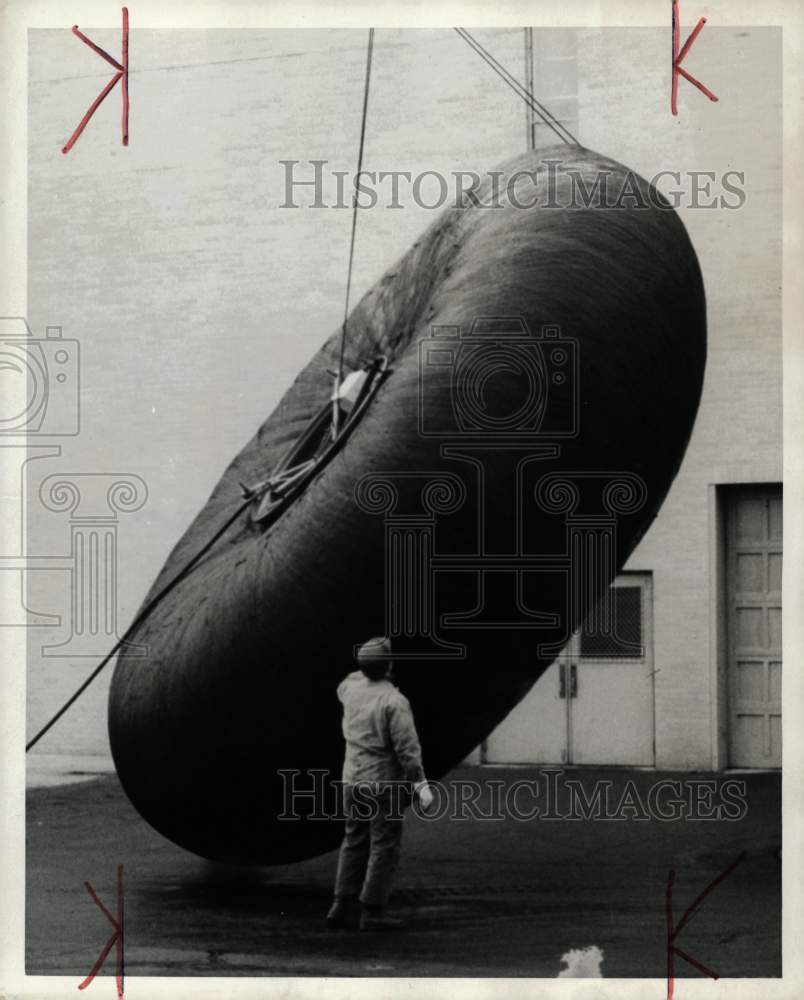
[580,583,644,659]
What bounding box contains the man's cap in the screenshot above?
[357,636,392,664]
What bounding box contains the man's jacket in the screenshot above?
[337,671,425,785]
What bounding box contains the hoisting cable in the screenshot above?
[27,29,382,753]
[334,27,375,439]
[26,351,391,752]
[454,27,580,147]
[25,496,252,752]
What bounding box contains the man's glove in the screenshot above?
[415,781,434,810]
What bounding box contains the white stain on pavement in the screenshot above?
[558,945,605,977]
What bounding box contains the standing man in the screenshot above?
[327,636,434,931]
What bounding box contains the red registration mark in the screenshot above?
[78,864,125,997]
[671,0,719,116]
[62,7,129,153]
[666,852,746,999]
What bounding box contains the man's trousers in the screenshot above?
[333,782,408,907]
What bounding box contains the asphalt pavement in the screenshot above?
[26,765,781,979]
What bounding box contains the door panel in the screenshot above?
[571,577,654,766]
[483,660,568,763]
[570,661,655,765]
[728,486,782,768]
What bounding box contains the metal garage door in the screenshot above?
[727,486,782,768]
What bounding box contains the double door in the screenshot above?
[484,573,654,766]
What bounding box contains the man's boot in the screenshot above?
[359,904,407,931]
[326,894,360,929]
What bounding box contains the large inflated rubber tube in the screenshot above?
[108,146,707,864]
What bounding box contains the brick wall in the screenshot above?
[566,28,781,768]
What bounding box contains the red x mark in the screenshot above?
[62,7,129,153]
[671,0,719,116]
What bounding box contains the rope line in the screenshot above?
[337,27,375,390]
[26,354,389,752]
[28,31,382,754]
[28,30,379,754]
[25,497,252,752]
[454,28,579,146]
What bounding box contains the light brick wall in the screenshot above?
[575,28,782,768]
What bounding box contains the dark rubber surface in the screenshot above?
[109,146,707,864]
